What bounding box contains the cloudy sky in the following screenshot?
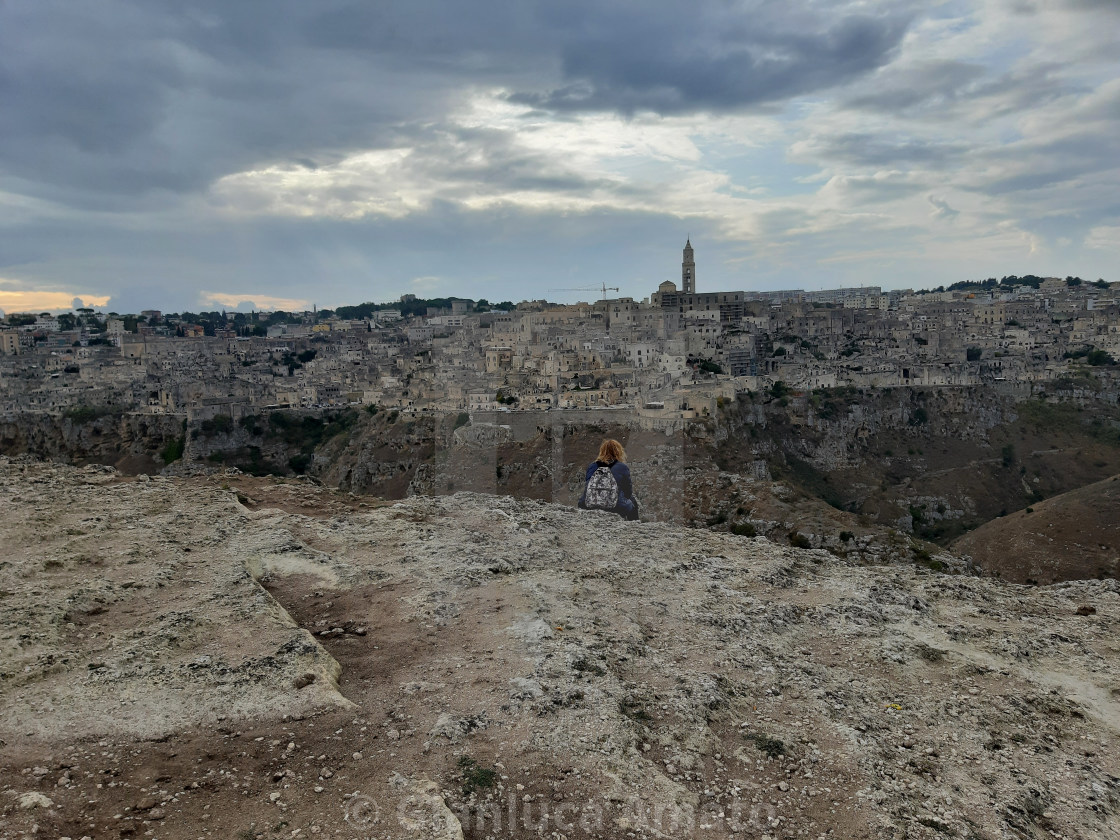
[1,0,1118,314]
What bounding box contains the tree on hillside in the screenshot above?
[1087,349,1116,366]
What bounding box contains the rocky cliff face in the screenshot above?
[2,457,1119,839]
[714,384,1120,545]
[4,380,1119,585]
[0,411,186,473]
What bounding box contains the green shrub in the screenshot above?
[453,412,470,429]
[458,757,497,795]
[1087,349,1116,366]
[788,532,812,549]
[573,657,606,676]
[619,699,651,720]
[199,414,233,436]
[64,405,106,423]
[696,358,723,374]
[1001,443,1015,467]
[160,436,185,464]
[731,522,756,538]
[744,732,785,758]
[238,413,260,429]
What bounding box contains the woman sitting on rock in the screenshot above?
[578,438,639,521]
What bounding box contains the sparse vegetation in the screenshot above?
[573,657,606,676]
[784,455,847,511]
[458,756,497,795]
[1001,443,1016,468]
[916,643,946,662]
[199,414,233,436]
[239,414,263,435]
[64,405,109,423]
[619,698,652,721]
[744,731,786,758]
[912,544,945,571]
[692,357,724,374]
[160,436,185,464]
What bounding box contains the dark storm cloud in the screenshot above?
[842,60,986,112]
[512,2,915,114]
[842,60,1070,119]
[969,82,1120,198]
[825,174,927,203]
[1013,0,1120,14]
[801,132,968,167]
[0,0,919,210]
[980,136,1120,196]
[399,125,622,197]
[0,0,476,205]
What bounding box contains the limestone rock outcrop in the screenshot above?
[2,456,1118,839]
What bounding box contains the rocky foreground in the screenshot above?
[1,458,1119,840]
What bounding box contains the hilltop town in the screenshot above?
[1,243,1118,426]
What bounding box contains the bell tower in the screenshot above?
[682,238,696,295]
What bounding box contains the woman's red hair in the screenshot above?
[597,439,625,463]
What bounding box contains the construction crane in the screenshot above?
[546,283,621,299]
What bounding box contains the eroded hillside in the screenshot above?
[2,458,1119,839]
[952,474,1120,584]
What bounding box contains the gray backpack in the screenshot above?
[585,465,619,510]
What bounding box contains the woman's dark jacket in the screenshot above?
[578,460,638,519]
